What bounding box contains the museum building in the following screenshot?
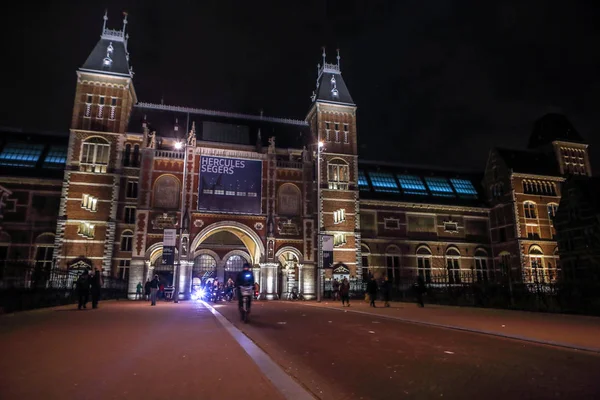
[0,13,594,299]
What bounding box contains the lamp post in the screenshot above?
[174,141,188,303]
[317,140,324,302]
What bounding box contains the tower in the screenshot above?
[306,49,361,297]
[54,11,137,274]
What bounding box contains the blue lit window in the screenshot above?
[397,175,427,195]
[0,142,44,167]
[369,172,400,193]
[358,170,370,191]
[43,146,67,168]
[450,178,478,198]
[424,177,455,197]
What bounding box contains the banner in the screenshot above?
[162,228,176,266]
[322,234,334,269]
[198,156,262,214]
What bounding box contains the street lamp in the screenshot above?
[174,140,187,303]
[317,140,324,302]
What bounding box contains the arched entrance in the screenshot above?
[147,244,178,287]
[276,246,303,299]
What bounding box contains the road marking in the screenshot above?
[201,301,315,400]
[293,303,600,354]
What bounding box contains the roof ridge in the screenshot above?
[136,102,308,127]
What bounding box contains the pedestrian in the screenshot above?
[367,276,378,307]
[381,275,391,307]
[136,282,143,300]
[415,275,426,307]
[159,283,165,300]
[76,269,91,310]
[144,279,151,301]
[340,277,350,307]
[332,278,340,301]
[90,268,102,309]
[150,274,160,306]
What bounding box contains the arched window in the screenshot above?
[34,233,55,274]
[327,159,349,190]
[225,254,246,272]
[277,183,301,216]
[132,144,140,167]
[547,203,559,223]
[529,246,544,283]
[524,201,537,219]
[153,175,181,209]
[80,137,110,173]
[416,246,432,283]
[120,230,133,251]
[193,254,217,283]
[385,245,401,286]
[446,247,461,284]
[123,143,131,167]
[474,248,488,282]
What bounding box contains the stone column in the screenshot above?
[179,260,193,299]
[253,266,261,293]
[128,259,145,300]
[260,262,279,300]
[297,264,304,295]
[302,263,316,300]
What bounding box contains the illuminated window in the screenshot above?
[118,260,130,280]
[109,106,116,120]
[369,172,400,193]
[0,142,44,167]
[333,209,346,224]
[327,160,349,190]
[528,246,545,283]
[358,170,370,191]
[417,246,432,283]
[80,137,110,173]
[120,230,133,251]
[81,194,98,212]
[193,254,217,282]
[77,222,95,239]
[450,178,478,198]
[524,201,537,219]
[225,255,245,271]
[397,175,427,195]
[424,177,454,197]
[43,146,67,169]
[333,233,347,247]
[84,94,92,118]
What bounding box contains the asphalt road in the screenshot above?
[214,300,600,400]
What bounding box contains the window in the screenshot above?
[333,209,346,224]
[123,144,131,167]
[120,231,133,251]
[474,249,488,282]
[491,183,504,198]
[118,260,130,281]
[0,142,44,167]
[528,246,545,283]
[132,145,140,168]
[417,246,432,283]
[111,97,117,106]
[384,218,400,230]
[547,203,558,224]
[327,160,349,190]
[126,181,138,198]
[398,174,427,195]
[43,146,67,169]
[124,207,136,224]
[277,184,301,216]
[358,170,370,191]
[333,233,346,247]
[335,123,339,131]
[386,247,401,286]
[78,222,95,239]
[35,241,54,274]
[450,178,478,199]
[446,248,461,284]
[325,122,330,130]
[524,202,537,219]
[81,194,98,212]
[193,254,217,283]
[526,224,540,240]
[369,172,400,193]
[109,105,116,120]
[444,221,458,233]
[424,177,454,197]
[80,137,110,173]
[225,255,245,271]
[343,124,348,131]
[84,95,92,117]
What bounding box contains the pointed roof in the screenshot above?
[528,113,584,149]
[80,11,133,78]
[312,49,354,106]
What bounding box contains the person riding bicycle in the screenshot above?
[235,263,255,310]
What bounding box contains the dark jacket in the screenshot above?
[340,280,350,295]
[150,277,160,289]
[367,279,378,295]
[236,270,255,287]
[77,274,90,293]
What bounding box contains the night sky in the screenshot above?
[9,1,600,171]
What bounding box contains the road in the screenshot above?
[214,300,600,399]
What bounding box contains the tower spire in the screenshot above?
[122,12,128,36]
[322,47,326,66]
[337,49,340,70]
[102,10,108,35]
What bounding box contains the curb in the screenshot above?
[298,303,600,354]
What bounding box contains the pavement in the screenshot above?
[2,299,600,400]
[301,299,600,353]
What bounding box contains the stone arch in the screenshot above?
[145,242,179,265]
[192,248,221,262]
[385,244,401,254]
[275,246,303,263]
[191,221,265,265]
[35,232,55,244]
[152,174,181,209]
[277,183,301,216]
[223,250,251,264]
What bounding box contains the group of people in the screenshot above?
[331,275,427,308]
[136,277,173,304]
[76,269,103,310]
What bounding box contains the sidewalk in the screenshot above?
[301,300,600,353]
[0,301,287,400]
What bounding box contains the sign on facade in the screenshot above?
[198,156,262,214]
[322,234,334,269]
[162,228,176,266]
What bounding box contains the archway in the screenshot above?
[276,246,302,299]
[191,221,265,265]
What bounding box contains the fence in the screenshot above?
[0,265,128,313]
[320,271,600,316]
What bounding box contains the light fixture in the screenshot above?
[174,141,183,150]
[318,141,324,148]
